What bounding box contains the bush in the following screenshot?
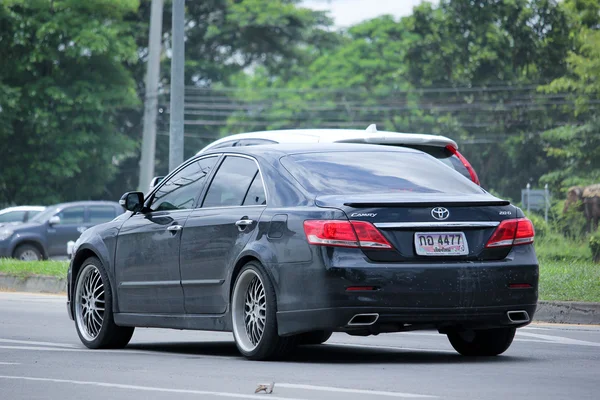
[590,232,600,263]
[526,213,548,238]
[553,199,587,240]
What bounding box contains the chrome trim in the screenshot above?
[507,310,530,324]
[374,221,500,229]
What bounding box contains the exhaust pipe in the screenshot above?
[507,310,530,324]
[347,313,379,326]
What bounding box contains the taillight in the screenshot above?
[303,220,392,249]
[485,218,535,248]
[445,145,480,185]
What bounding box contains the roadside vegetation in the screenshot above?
[0,259,68,279]
[528,206,600,303]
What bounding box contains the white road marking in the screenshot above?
[0,338,78,348]
[0,345,240,361]
[517,332,600,347]
[0,362,20,365]
[0,375,310,400]
[278,383,436,398]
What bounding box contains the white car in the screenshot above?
[196,125,480,185]
[0,206,46,227]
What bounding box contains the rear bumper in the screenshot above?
[271,245,539,336]
[277,304,537,336]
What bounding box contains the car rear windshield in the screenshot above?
[280,151,483,195]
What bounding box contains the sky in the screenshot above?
[301,0,435,27]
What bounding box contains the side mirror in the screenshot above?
[149,176,165,192]
[48,215,61,225]
[119,192,145,213]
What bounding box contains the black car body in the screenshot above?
[0,201,122,260]
[67,144,538,360]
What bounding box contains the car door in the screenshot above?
[114,156,220,314]
[180,155,267,314]
[47,206,86,256]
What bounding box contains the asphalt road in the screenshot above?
[0,292,598,400]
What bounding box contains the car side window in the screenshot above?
[0,211,26,223]
[150,156,218,212]
[242,173,267,206]
[57,207,85,224]
[202,156,259,208]
[89,206,117,224]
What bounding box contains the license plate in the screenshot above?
[414,232,468,256]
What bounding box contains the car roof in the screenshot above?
[0,206,46,214]
[197,129,458,155]
[199,142,424,160]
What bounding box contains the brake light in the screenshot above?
[303,220,392,249]
[445,145,480,185]
[485,218,535,248]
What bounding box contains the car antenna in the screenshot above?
[366,124,377,133]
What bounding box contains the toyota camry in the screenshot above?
[67,143,538,360]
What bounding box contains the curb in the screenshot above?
[0,274,598,324]
[534,301,600,325]
[0,273,66,294]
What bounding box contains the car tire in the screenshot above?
[13,244,42,261]
[73,257,134,349]
[298,330,333,345]
[231,261,297,360]
[447,327,516,356]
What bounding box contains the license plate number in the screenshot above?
[414,232,468,256]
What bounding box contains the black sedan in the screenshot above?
[67,144,538,360]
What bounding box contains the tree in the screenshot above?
[222,0,573,200]
[538,0,600,192]
[0,0,141,206]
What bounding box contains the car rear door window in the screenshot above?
[242,173,267,206]
[0,211,26,223]
[57,206,85,224]
[150,156,219,211]
[88,206,117,224]
[281,151,483,195]
[202,156,259,208]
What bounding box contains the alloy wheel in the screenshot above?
[232,269,267,352]
[75,264,105,342]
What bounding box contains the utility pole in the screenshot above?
[169,0,185,172]
[138,0,164,192]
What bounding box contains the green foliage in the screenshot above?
[0,0,140,206]
[590,231,600,263]
[526,212,548,238]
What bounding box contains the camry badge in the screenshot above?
[431,207,450,221]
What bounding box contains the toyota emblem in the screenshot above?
[431,207,450,221]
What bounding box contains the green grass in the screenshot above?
[535,233,600,302]
[0,259,68,278]
[539,259,600,303]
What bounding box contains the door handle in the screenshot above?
[167,225,183,233]
[235,219,254,231]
